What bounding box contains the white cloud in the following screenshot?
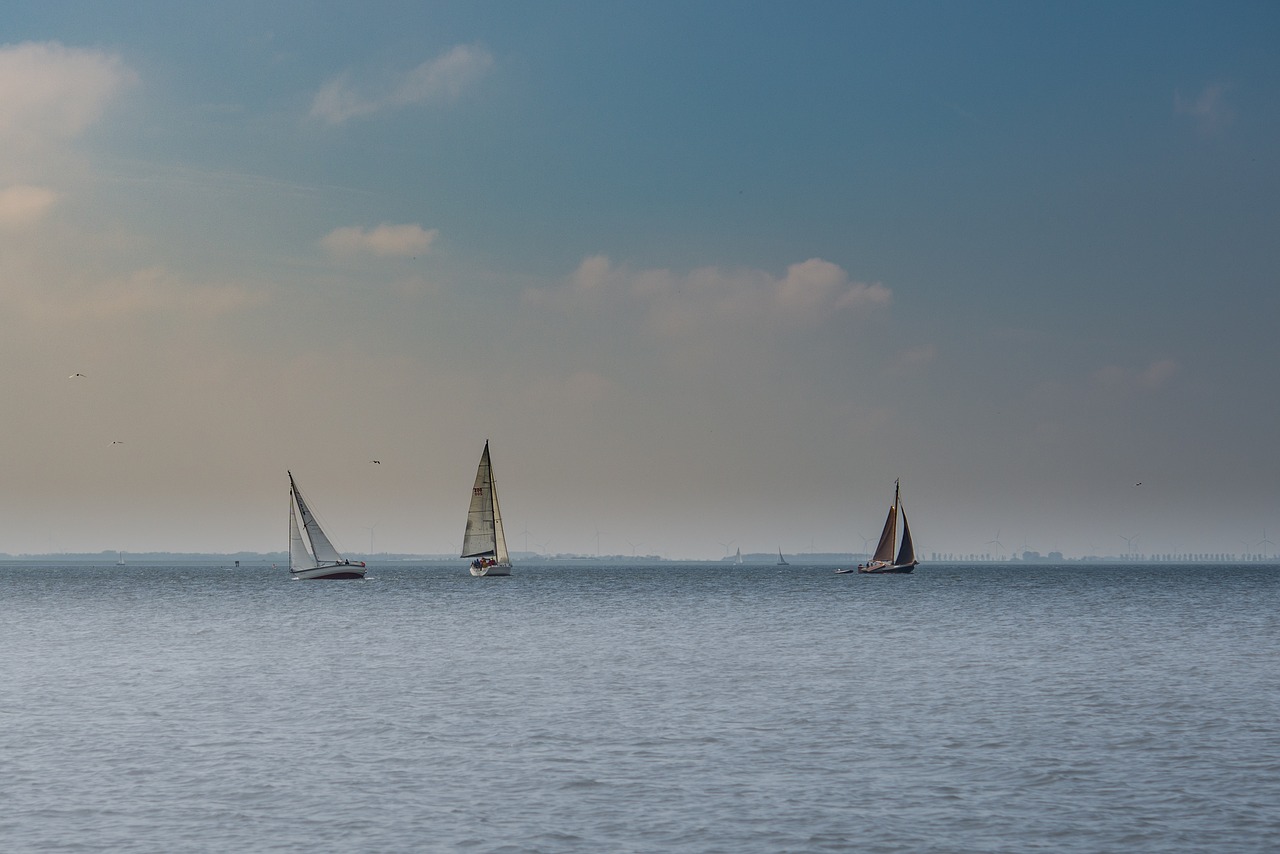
[0,184,57,226]
[777,258,891,316]
[529,254,890,336]
[1094,358,1179,392]
[321,223,438,257]
[1175,84,1233,135]
[0,41,135,146]
[15,266,267,325]
[1138,358,1178,389]
[310,44,494,124]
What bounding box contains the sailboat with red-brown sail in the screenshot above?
[846,479,918,574]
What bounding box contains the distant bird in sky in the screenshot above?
[111,440,124,445]
[370,460,381,464]
[1135,482,1143,486]
[69,372,86,378]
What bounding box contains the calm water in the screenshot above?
[1,562,1277,853]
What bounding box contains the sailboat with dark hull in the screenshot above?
[288,472,366,580]
[462,440,512,577]
[845,479,918,574]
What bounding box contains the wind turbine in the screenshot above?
[626,539,643,557]
[1119,533,1139,559]
[1258,528,1275,560]
[857,532,873,557]
[718,539,736,558]
[985,529,1005,559]
[362,522,378,557]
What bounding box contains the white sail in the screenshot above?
[490,466,510,565]
[290,472,343,564]
[462,441,499,558]
[289,493,317,571]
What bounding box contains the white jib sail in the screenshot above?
[490,463,509,565]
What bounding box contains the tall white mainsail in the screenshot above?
[289,492,317,571]
[290,472,343,563]
[461,443,496,558]
[461,441,511,575]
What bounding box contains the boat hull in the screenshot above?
[292,562,367,580]
[856,561,917,574]
[470,563,512,577]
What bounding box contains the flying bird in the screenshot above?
[370,460,381,464]
[111,440,124,445]
[1135,482,1143,486]
[69,373,86,379]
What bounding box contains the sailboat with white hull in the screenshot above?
[288,471,366,580]
[462,440,512,577]
[843,479,918,574]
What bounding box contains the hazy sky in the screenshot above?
[2,2,1278,560]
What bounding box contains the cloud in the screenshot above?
[0,41,135,147]
[528,254,891,336]
[310,44,494,124]
[1094,358,1179,392]
[6,266,266,326]
[1138,358,1178,389]
[1175,84,1233,135]
[777,258,891,315]
[0,184,57,226]
[321,223,438,257]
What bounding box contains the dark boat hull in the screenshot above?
[856,562,917,574]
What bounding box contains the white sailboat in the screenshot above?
[462,440,512,577]
[735,547,744,565]
[288,471,366,580]
[843,478,918,574]
[777,548,789,566]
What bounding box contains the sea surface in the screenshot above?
[1,562,1278,853]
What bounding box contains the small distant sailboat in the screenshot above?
[462,440,512,577]
[843,479,918,574]
[288,471,366,580]
[735,547,744,565]
[777,548,789,566]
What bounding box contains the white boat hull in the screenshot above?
[292,561,366,580]
[469,563,512,577]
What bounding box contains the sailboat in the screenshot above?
[288,471,366,580]
[462,440,512,577]
[844,479,918,574]
[735,547,743,565]
[777,548,789,566]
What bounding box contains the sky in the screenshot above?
[1,1,1278,560]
